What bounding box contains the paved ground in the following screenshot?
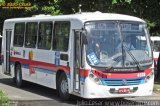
[0,66,160,106]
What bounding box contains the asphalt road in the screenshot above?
[0,66,160,106]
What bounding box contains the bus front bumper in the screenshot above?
[82,77,154,99]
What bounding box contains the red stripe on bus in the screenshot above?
[92,68,152,79]
[154,58,158,60]
[80,69,89,77]
[10,56,70,73]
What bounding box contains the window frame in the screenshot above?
[37,21,53,50]
[24,22,38,48]
[52,21,70,52]
[13,22,25,47]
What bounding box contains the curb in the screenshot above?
[154,89,160,92]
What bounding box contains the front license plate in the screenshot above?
[118,88,130,93]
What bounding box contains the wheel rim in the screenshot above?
[16,67,20,83]
[60,78,68,94]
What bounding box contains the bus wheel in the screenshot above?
[58,72,70,100]
[15,64,23,87]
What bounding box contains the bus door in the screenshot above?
[73,31,82,92]
[4,29,12,75]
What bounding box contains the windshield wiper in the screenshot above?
[123,45,142,71]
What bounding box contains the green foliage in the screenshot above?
[112,0,117,4]
[42,6,60,15]
[112,0,131,4]
[24,0,61,16]
[0,90,9,106]
[25,4,38,13]
[111,0,160,35]
[15,0,25,3]
[0,0,61,32]
[0,0,5,3]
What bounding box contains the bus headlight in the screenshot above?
[89,71,102,85]
[145,71,154,83]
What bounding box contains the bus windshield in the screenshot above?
[85,21,153,69]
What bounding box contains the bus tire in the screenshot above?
[15,64,23,87]
[58,72,70,100]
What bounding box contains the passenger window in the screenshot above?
[38,22,53,50]
[53,22,70,51]
[25,22,38,48]
[14,23,25,47]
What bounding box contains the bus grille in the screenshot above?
[101,78,144,86]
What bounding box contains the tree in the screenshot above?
[111,0,160,35]
[24,0,60,16]
[56,0,160,35]
[0,0,61,32]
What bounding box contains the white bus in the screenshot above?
[1,12,154,99]
[0,34,2,63]
[151,36,160,77]
[150,36,160,60]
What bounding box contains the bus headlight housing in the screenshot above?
[145,71,154,83]
[89,71,102,85]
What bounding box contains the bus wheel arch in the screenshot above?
[56,70,70,100]
[14,62,23,87]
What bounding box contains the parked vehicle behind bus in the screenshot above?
[151,36,160,78]
[151,36,160,60]
[0,34,2,63]
[151,36,160,75]
[1,12,154,100]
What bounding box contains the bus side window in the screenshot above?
[25,22,38,48]
[38,22,53,50]
[13,23,25,47]
[53,21,70,51]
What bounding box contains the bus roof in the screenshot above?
[150,36,160,41]
[4,12,145,23]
